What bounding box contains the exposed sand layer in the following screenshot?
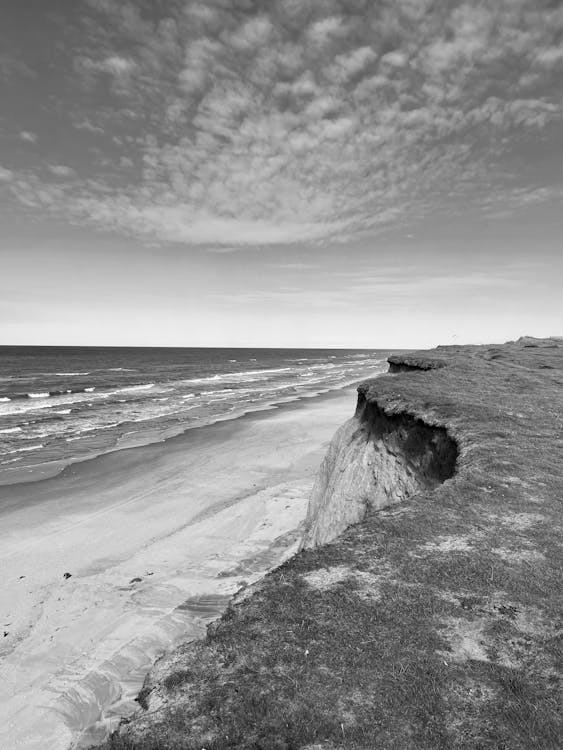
[0,388,356,750]
[302,395,457,547]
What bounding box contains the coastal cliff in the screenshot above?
[95,337,562,750]
[301,392,457,548]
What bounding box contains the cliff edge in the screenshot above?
[301,392,457,548]
[95,338,562,750]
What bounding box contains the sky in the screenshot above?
[0,0,562,349]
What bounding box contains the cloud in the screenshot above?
[210,269,524,311]
[5,0,563,248]
[272,261,318,270]
[20,131,37,143]
[63,200,350,246]
[77,55,136,82]
[48,165,76,178]
[205,246,244,254]
[0,166,14,182]
[73,119,105,134]
[480,185,563,219]
[380,50,408,68]
[535,46,563,68]
[0,54,36,81]
[421,5,492,73]
[307,16,348,46]
[99,56,136,76]
[350,273,523,295]
[330,46,377,81]
[224,16,273,51]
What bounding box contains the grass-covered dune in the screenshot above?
[95,337,562,750]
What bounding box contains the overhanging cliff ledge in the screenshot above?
[387,353,447,372]
[96,338,562,750]
[302,388,458,548]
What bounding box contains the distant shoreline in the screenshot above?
[0,348,391,488]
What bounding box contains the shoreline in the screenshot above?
[0,384,360,750]
[0,379,370,489]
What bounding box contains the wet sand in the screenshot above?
[0,387,357,750]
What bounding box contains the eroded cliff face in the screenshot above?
[301,388,457,548]
[387,354,446,373]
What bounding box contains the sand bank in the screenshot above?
[0,388,357,750]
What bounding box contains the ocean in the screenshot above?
[0,346,391,485]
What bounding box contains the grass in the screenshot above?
[94,338,562,750]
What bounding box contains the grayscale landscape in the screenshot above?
[0,3,561,749]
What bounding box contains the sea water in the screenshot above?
[0,347,391,484]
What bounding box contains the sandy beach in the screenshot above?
[0,387,357,750]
